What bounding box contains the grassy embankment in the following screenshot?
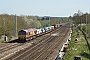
[0,39,3,43]
[63,27,89,60]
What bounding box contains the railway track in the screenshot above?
[0,43,8,47]
[4,23,70,60]
[0,24,62,60]
[42,25,69,60]
[33,24,69,60]
[0,43,23,54]
[5,36,56,60]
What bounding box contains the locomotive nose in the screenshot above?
[18,35,25,40]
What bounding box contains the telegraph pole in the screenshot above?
[44,17,46,27]
[14,14,17,37]
[34,16,36,28]
[2,17,5,35]
[59,17,61,27]
[86,15,90,60]
[86,15,87,37]
[3,17,7,41]
[49,16,50,26]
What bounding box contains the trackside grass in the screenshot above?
[63,28,89,60]
[87,38,90,45]
[0,39,4,43]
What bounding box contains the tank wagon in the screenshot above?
[18,24,61,42]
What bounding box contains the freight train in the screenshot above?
[18,24,61,42]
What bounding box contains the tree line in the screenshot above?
[0,14,69,38]
[71,10,90,37]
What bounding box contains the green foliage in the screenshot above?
[81,25,90,37]
[39,20,44,28]
[87,25,90,32]
[82,26,86,32]
[0,14,41,37]
[63,28,89,60]
[72,11,90,26]
[0,14,69,38]
[72,11,90,38]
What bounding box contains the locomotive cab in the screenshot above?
[18,30,26,40]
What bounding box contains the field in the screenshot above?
[63,27,90,60]
[0,39,4,43]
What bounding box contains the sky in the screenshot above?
[0,0,90,17]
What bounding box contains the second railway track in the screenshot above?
[0,43,23,54]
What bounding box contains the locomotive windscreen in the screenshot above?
[18,30,26,35]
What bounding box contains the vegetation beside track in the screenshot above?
[0,39,3,43]
[63,27,89,60]
[0,14,69,43]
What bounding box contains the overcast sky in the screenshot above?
[0,0,90,17]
